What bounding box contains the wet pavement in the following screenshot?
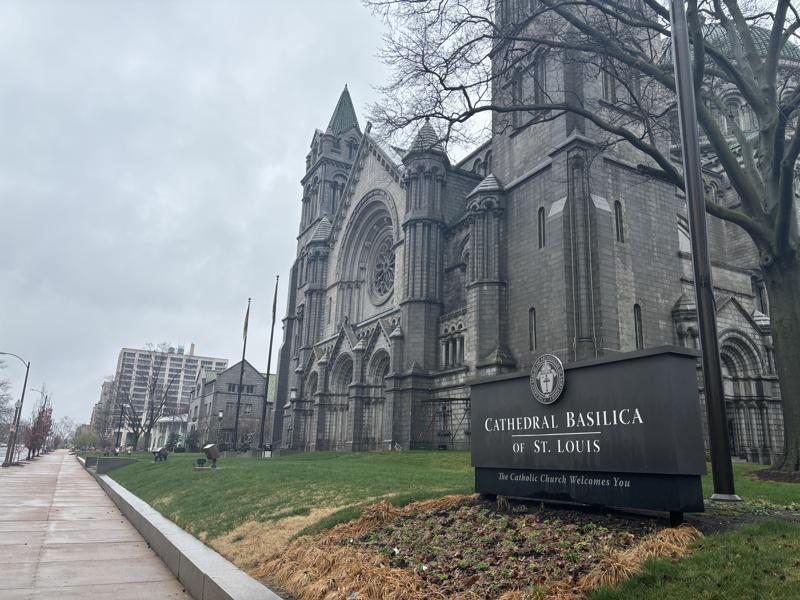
[0,449,189,599]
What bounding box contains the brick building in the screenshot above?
[272,39,784,463]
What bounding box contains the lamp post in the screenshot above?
[669,0,739,500]
[217,409,224,445]
[1,352,30,468]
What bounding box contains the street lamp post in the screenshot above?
[1,352,30,468]
[217,409,224,445]
[669,0,740,500]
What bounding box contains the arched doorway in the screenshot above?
[720,334,772,463]
[360,350,390,451]
[321,355,353,451]
[297,372,317,451]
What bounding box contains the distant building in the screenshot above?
[89,379,115,440]
[110,345,228,443]
[149,415,188,451]
[187,360,276,449]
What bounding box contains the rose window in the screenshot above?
[372,237,395,299]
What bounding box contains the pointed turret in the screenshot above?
[403,118,445,158]
[326,85,360,135]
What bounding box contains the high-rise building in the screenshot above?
[111,345,228,430]
[89,379,115,439]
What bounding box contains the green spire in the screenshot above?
[326,85,360,135]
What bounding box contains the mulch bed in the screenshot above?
[257,494,800,599]
[347,500,662,598]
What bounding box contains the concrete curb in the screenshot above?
[84,461,284,600]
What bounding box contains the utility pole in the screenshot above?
[259,276,279,451]
[669,0,739,500]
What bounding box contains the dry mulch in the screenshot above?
[348,501,662,599]
[254,496,702,600]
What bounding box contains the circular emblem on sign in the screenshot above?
[529,354,565,405]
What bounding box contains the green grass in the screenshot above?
[589,520,800,600]
[702,462,800,507]
[108,450,474,540]
[108,453,798,540]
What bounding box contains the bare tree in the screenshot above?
[367,0,800,471]
[24,394,52,459]
[52,416,76,449]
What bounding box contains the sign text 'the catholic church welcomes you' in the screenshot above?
[470,347,707,513]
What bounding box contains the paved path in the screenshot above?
[1,450,189,599]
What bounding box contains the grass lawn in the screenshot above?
[108,450,474,540]
[702,461,800,507]
[589,519,800,600]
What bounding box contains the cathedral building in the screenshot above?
[272,59,784,463]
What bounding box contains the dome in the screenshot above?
[661,24,800,65]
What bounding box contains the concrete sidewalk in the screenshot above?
[0,449,189,599]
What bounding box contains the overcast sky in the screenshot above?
[0,0,390,424]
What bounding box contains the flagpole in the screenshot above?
[259,276,279,451]
[232,298,251,451]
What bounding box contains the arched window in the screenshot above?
[485,151,493,174]
[473,158,482,174]
[724,98,742,133]
[669,110,680,145]
[528,307,537,351]
[614,200,625,243]
[634,304,644,349]
[602,58,617,103]
[538,206,546,248]
[531,51,547,104]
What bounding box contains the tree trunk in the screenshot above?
[764,252,800,472]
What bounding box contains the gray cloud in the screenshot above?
[0,0,387,422]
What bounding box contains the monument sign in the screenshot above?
[471,347,707,515]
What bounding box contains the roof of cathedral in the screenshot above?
[311,216,332,242]
[326,85,360,135]
[662,24,800,64]
[467,172,503,197]
[371,135,405,167]
[404,118,445,156]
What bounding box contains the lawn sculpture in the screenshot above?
[198,443,219,469]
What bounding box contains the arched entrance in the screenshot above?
[720,333,773,464]
[358,350,390,451]
[320,354,353,451]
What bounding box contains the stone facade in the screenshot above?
[272,34,785,463]
[188,360,275,449]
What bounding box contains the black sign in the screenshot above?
[470,347,707,513]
